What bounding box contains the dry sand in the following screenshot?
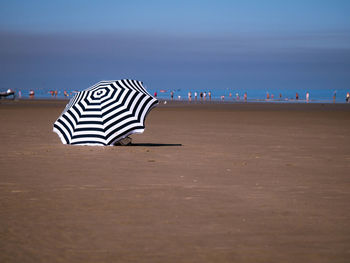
[0,99,349,263]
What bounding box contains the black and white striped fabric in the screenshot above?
[53,79,158,146]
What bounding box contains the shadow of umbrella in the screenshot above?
[129,143,182,147]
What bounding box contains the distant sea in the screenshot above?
[152,87,349,104]
[10,86,350,104]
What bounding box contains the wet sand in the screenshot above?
[1,99,349,262]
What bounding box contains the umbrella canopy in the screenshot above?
[53,79,158,146]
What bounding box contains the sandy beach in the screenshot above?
[0,99,349,263]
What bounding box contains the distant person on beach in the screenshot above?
[333,91,336,103]
[296,93,299,100]
[266,92,270,100]
[244,92,247,102]
[306,92,310,102]
[170,91,174,100]
[194,92,197,101]
[188,91,192,102]
[279,93,282,99]
[208,91,211,101]
[29,90,35,98]
[346,92,349,103]
[200,92,203,101]
[203,92,207,101]
[18,90,22,98]
[154,91,157,98]
[236,93,239,101]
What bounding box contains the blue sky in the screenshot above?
[1,0,350,98]
[1,0,350,34]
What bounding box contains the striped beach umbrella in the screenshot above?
[53,79,158,146]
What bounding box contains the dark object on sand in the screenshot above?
[0,90,15,99]
[113,136,132,146]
